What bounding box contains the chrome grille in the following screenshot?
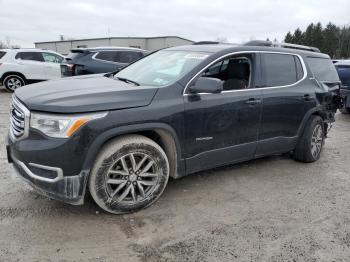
[9,96,29,140]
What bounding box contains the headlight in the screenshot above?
[30,112,107,138]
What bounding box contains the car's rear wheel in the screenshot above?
[89,135,169,214]
[3,74,25,92]
[293,115,325,163]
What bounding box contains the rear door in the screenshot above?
[256,52,313,156]
[42,52,64,79]
[15,52,46,80]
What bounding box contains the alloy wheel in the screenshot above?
[105,152,159,205]
[6,77,23,91]
[310,123,323,158]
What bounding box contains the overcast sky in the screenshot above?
[0,0,349,47]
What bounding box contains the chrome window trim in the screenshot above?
[9,95,30,142]
[183,51,307,96]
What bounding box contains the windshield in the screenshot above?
[115,50,210,87]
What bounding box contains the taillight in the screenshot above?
[66,64,75,71]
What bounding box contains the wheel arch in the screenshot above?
[83,123,184,179]
[297,107,329,138]
[1,71,27,83]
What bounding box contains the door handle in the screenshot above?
[245,98,261,105]
[303,94,312,101]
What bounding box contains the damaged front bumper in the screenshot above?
[7,145,89,205]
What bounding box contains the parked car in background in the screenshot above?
[335,60,350,113]
[0,49,64,92]
[60,47,147,77]
[7,41,341,214]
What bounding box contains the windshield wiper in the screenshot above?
[116,77,140,86]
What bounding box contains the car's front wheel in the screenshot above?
[293,115,325,163]
[3,74,26,92]
[89,135,169,214]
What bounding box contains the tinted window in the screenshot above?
[95,51,116,62]
[263,53,298,86]
[66,50,86,61]
[116,51,142,63]
[42,52,63,63]
[335,65,350,87]
[307,57,340,82]
[0,51,6,59]
[15,52,44,62]
[203,56,252,90]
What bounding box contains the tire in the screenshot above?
[293,115,325,163]
[3,74,26,92]
[89,135,170,214]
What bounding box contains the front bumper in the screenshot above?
[7,143,89,205]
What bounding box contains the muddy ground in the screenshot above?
[1,87,350,262]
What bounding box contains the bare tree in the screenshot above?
[216,37,228,43]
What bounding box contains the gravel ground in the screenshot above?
[1,86,350,262]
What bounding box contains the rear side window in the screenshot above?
[95,51,117,62]
[116,51,142,63]
[262,53,302,87]
[307,57,339,82]
[335,65,350,87]
[42,52,63,63]
[66,50,86,61]
[15,52,44,62]
[0,51,6,59]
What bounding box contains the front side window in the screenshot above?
[15,52,44,62]
[262,53,301,87]
[202,55,252,91]
[308,57,340,82]
[42,52,63,63]
[115,50,209,87]
[0,51,6,59]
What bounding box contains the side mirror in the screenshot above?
[188,77,223,94]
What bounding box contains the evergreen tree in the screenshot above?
[284,32,293,43]
[283,22,350,59]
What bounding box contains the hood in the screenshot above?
[15,75,159,113]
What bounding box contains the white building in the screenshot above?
[35,36,194,55]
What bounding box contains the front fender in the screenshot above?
[81,122,183,175]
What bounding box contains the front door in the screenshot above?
[184,53,263,174]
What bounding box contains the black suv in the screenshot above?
[7,42,341,214]
[335,61,350,113]
[60,47,147,77]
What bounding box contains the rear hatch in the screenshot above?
[307,56,342,112]
[60,49,90,77]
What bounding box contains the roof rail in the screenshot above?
[244,40,273,47]
[244,40,320,53]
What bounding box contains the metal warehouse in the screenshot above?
[34,36,194,55]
